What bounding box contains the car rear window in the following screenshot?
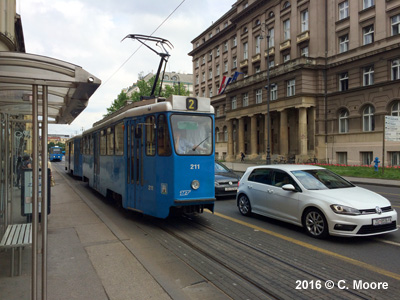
[248,169,272,185]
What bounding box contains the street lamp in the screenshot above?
[265,35,271,165]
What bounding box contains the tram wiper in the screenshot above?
[192,136,210,151]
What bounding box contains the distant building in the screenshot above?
[189,0,400,166]
[124,71,194,97]
[48,134,70,144]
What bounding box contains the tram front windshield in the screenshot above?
[171,115,212,155]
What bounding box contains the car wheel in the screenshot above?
[302,208,329,239]
[238,194,251,216]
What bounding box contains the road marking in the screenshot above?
[374,238,400,247]
[210,211,400,281]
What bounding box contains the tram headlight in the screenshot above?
[191,180,200,190]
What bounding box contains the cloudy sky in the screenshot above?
[17,0,235,136]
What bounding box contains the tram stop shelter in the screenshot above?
[0,51,101,299]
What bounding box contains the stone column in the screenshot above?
[280,109,288,156]
[263,112,271,159]
[250,115,258,158]
[298,107,308,157]
[238,117,245,159]
[226,119,234,161]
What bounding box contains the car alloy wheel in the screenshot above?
[238,194,251,216]
[303,208,329,239]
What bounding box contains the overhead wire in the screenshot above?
[100,0,187,88]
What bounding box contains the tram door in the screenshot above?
[93,132,100,190]
[126,120,142,210]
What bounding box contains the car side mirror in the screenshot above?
[282,184,297,192]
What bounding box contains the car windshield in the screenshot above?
[215,162,230,173]
[171,114,213,155]
[291,169,355,190]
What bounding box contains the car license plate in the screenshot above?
[372,217,392,226]
[225,187,237,191]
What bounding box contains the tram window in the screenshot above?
[90,134,93,155]
[107,127,114,155]
[171,114,213,155]
[157,114,172,156]
[145,116,156,156]
[115,122,124,156]
[100,130,107,155]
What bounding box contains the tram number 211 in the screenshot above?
[190,164,200,170]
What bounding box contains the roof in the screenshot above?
[0,51,101,124]
[245,164,325,172]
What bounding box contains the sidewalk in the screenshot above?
[223,161,400,188]
[0,165,228,300]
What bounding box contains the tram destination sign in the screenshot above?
[385,116,400,142]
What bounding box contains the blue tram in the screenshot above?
[49,146,63,162]
[65,96,215,218]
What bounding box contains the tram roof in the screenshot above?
[81,95,214,136]
[0,51,101,124]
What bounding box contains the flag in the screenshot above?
[218,76,232,95]
[231,71,244,82]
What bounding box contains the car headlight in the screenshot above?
[215,181,220,186]
[191,180,200,190]
[330,204,361,215]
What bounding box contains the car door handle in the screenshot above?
[267,189,273,194]
[248,185,253,189]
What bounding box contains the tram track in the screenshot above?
[54,164,399,300]
[154,214,398,300]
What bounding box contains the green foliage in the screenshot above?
[105,75,190,116]
[315,164,400,181]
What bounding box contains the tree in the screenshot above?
[105,74,190,116]
[105,90,130,116]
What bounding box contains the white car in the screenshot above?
[237,165,398,238]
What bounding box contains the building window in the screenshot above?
[255,36,261,54]
[283,53,290,62]
[301,10,309,32]
[361,152,373,165]
[243,93,249,107]
[202,72,205,82]
[216,65,220,76]
[283,19,290,40]
[339,72,349,91]
[287,79,295,96]
[243,42,248,59]
[209,88,213,98]
[339,109,349,133]
[209,50,213,61]
[268,28,275,47]
[202,55,206,64]
[363,66,374,86]
[224,61,228,72]
[216,47,220,57]
[283,1,290,9]
[231,96,237,109]
[232,36,237,47]
[269,60,275,68]
[392,59,400,80]
[209,69,212,79]
[301,46,309,57]
[339,34,349,53]
[196,59,199,68]
[363,105,375,132]
[363,25,374,45]
[216,107,220,117]
[255,65,261,73]
[215,128,220,143]
[363,0,374,10]
[233,57,237,69]
[195,75,199,85]
[392,14,400,36]
[255,89,262,104]
[337,152,348,165]
[224,126,228,142]
[392,101,400,116]
[339,1,349,20]
[390,152,400,166]
[224,41,228,52]
[270,84,278,100]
